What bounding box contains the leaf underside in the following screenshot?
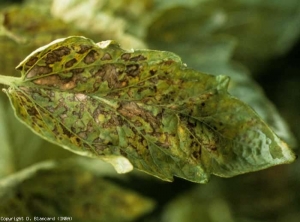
[3,36,295,183]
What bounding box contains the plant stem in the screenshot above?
[0,75,20,86]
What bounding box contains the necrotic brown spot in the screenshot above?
[33,75,59,86]
[101,53,112,61]
[27,65,52,78]
[45,46,71,65]
[53,46,71,57]
[121,53,131,61]
[61,81,76,90]
[149,69,157,75]
[192,149,201,159]
[77,44,92,54]
[164,60,174,66]
[126,64,140,77]
[59,123,73,138]
[46,52,62,64]
[117,102,159,129]
[27,106,39,116]
[130,55,147,62]
[94,64,119,88]
[84,50,99,64]
[71,68,84,75]
[25,56,38,67]
[65,58,77,68]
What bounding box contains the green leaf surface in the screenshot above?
[0,36,295,183]
[0,157,155,220]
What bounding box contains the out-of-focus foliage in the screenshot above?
[0,158,155,221]
[51,0,146,49]
[162,168,300,222]
[147,0,300,69]
[0,0,299,221]
[0,3,86,76]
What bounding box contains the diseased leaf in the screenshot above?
[0,94,72,179]
[0,36,295,183]
[147,10,297,147]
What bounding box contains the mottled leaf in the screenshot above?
[0,36,295,183]
[0,95,73,179]
[147,9,297,147]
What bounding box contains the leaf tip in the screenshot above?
[102,156,134,174]
[279,140,297,163]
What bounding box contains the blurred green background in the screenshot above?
[0,0,299,221]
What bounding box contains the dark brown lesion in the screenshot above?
[31,116,45,130]
[186,116,219,155]
[117,102,160,130]
[121,53,131,61]
[53,46,71,57]
[162,60,175,66]
[149,69,157,76]
[45,46,71,64]
[59,122,73,138]
[71,68,84,75]
[26,102,39,116]
[33,75,76,90]
[92,142,108,152]
[27,65,53,78]
[125,64,140,77]
[25,47,72,78]
[181,117,204,160]
[65,58,78,68]
[94,64,125,88]
[77,44,92,54]
[129,55,147,62]
[25,56,38,67]
[101,53,112,61]
[72,109,83,119]
[84,50,99,64]
[107,116,122,128]
[46,52,62,64]
[192,148,202,160]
